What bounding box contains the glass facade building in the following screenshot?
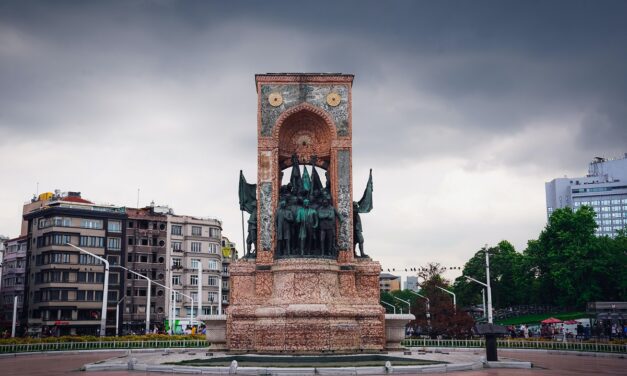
[545,155,627,237]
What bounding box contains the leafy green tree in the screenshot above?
[453,241,530,310]
[524,206,601,307]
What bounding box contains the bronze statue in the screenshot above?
[275,199,293,256]
[353,169,373,258]
[246,203,257,257]
[296,198,318,255]
[318,198,342,256]
[239,170,257,259]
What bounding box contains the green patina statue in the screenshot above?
[318,198,342,256]
[353,169,373,258]
[275,199,293,256]
[296,198,318,255]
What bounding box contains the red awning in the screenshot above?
[541,317,563,324]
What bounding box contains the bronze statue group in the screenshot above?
[239,155,372,260]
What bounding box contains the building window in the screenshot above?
[208,243,219,254]
[192,226,202,236]
[171,225,182,235]
[191,292,198,302]
[172,241,182,251]
[208,291,218,303]
[107,220,122,232]
[81,219,103,229]
[208,276,218,286]
[208,260,218,270]
[79,254,102,265]
[107,255,119,265]
[172,258,182,268]
[172,275,181,285]
[107,237,121,250]
[79,236,105,248]
[190,275,198,285]
[191,242,202,253]
[209,228,220,238]
[191,259,200,269]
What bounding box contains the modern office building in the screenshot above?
[166,214,222,330]
[545,154,627,237]
[123,206,169,333]
[379,273,401,292]
[0,236,27,332]
[22,192,127,336]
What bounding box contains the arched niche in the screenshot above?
[274,103,336,171]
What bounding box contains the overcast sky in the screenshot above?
[1,1,626,281]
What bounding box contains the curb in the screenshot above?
[83,360,534,374]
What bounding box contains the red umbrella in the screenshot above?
[563,320,578,325]
[541,317,563,324]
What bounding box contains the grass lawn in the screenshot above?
[496,311,589,326]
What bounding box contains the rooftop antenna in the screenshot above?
[136,188,140,208]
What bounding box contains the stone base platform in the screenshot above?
[226,257,385,353]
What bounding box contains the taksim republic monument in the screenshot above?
[215,73,406,353]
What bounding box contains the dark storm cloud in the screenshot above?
[1,0,626,167]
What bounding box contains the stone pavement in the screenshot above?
[0,349,623,375]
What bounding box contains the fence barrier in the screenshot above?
[1,338,624,355]
[401,338,627,354]
[0,339,207,354]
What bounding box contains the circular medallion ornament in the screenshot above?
[326,92,341,107]
[268,92,283,107]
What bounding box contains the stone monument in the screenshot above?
[229,73,384,352]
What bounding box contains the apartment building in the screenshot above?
[0,236,27,332]
[22,192,126,336]
[379,273,401,292]
[166,214,222,330]
[123,206,169,334]
[220,236,239,310]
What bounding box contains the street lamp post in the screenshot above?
[67,243,109,337]
[392,295,411,314]
[484,244,493,324]
[435,285,456,311]
[381,300,396,314]
[11,296,17,338]
[115,295,126,337]
[197,264,202,318]
[111,265,151,334]
[465,244,493,324]
[150,278,194,333]
[466,275,492,323]
[407,290,431,328]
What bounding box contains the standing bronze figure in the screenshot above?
[275,199,293,256]
[318,198,342,256]
[296,199,318,255]
[353,169,373,258]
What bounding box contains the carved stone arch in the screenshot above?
[273,103,337,169]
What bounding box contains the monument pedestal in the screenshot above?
[199,315,227,351]
[227,257,385,353]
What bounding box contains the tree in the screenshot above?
[409,263,474,338]
[524,206,601,307]
[453,241,530,310]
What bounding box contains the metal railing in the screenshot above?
[402,338,627,354]
[0,339,207,354]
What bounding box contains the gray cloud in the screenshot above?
[1,1,626,273]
